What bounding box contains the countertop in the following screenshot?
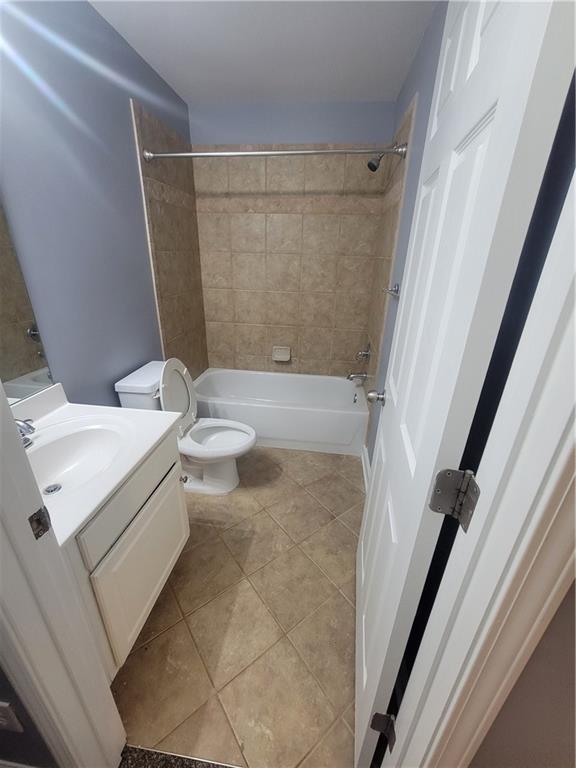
[11,384,180,545]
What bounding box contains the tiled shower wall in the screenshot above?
[366,104,415,389]
[0,207,39,381]
[194,145,402,375]
[132,102,208,378]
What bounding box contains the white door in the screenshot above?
[355,2,574,765]
[0,389,125,767]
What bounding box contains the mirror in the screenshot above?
[0,206,53,403]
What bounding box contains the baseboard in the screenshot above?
[361,444,371,490]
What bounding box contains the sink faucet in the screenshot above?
[346,373,368,383]
[15,419,35,448]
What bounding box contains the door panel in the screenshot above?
[355,2,570,765]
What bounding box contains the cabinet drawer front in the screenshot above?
[90,464,188,666]
[78,433,178,571]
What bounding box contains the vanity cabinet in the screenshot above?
[90,463,187,666]
[64,432,189,677]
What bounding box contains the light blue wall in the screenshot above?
[189,101,396,145]
[0,2,189,405]
[367,2,448,458]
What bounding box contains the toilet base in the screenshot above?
[180,455,240,495]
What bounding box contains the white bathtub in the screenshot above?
[194,368,368,456]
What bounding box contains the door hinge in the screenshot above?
[371,712,396,751]
[28,506,51,540]
[429,469,480,532]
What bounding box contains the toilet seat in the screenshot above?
[159,358,197,435]
[179,418,256,462]
[159,359,256,463]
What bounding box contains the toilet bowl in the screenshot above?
[115,359,256,495]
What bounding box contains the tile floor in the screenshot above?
[112,447,365,768]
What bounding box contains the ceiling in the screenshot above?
[91,1,437,106]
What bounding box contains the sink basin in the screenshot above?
[28,423,124,495]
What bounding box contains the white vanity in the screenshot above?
[11,384,189,680]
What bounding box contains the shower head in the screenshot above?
[367,154,384,172]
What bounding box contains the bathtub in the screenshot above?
[194,368,368,455]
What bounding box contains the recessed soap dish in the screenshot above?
[272,345,291,362]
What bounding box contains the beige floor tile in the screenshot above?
[339,575,356,606]
[263,447,311,464]
[186,487,262,530]
[112,622,213,747]
[238,450,283,486]
[299,719,354,768]
[342,703,355,733]
[183,520,219,551]
[249,548,336,631]
[305,474,364,516]
[337,456,365,491]
[338,502,364,536]
[170,539,243,614]
[280,454,335,486]
[301,520,357,587]
[157,695,246,766]
[222,510,294,573]
[243,469,302,507]
[220,638,335,768]
[134,583,182,649]
[267,487,334,543]
[289,593,355,712]
[187,580,282,689]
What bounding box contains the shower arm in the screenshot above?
[142,142,407,162]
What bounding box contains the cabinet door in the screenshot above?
[90,464,188,666]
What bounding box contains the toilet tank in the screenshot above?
[115,361,165,410]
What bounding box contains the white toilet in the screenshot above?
[115,359,256,495]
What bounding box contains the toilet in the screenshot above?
[115,359,256,495]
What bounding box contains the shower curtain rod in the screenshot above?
[142,142,408,162]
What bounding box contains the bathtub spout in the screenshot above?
[347,372,368,383]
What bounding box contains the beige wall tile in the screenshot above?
[208,351,235,368]
[334,293,369,330]
[265,292,300,326]
[330,360,363,377]
[267,326,300,357]
[193,158,228,194]
[379,204,400,259]
[299,359,332,375]
[234,290,267,324]
[300,292,335,328]
[206,322,235,357]
[236,353,268,371]
[299,327,333,360]
[339,214,383,256]
[303,214,341,254]
[304,156,345,193]
[266,214,303,253]
[265,253,301,291]
[229,157,266,193]
[331,329,368,361]
[267,357,300,373]
[232,253,266,290]
[190,126,412,377]
[266,156,305,193]
[235,324,268,356]
[336,256,375,294]
[204,289,234,323]
[197,213,230,251]
[200,251,232,289]
[344,154,388,193]
[300,253,338,292]
[230,213,265,252]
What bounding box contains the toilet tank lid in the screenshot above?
[114,361,165,394]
